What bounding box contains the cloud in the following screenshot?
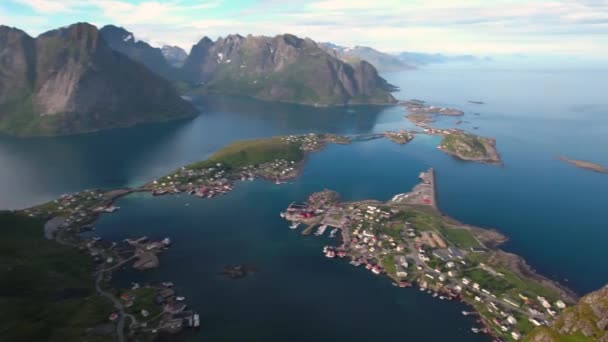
[3,0,608,56]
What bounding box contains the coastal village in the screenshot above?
[147,133,352,198]
[281,169,576,341]
[22,190,200,340]
[15,105,509,341]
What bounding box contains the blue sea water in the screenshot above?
[1,64,607,340]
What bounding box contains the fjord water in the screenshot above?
[1,64,607,340]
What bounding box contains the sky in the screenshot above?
[1,0,608,58]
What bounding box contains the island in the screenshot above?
[384,130,415,144]
[281,169,578,341]
[557,156,608,174]
[434,129,502,165]
[403,100,464,127]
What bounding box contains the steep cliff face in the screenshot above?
[99,25,178,80]
[0,23,196,137]
[161,45,188,68]
[182,34,397,106]
[526,285,608,342]
[0,26,35,104]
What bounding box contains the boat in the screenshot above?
[325,250,336,258]
[314,224,328,236]
[161,282,174,288]
[176,296,186,301]
[432,293,438,298]
[462,311,469,316]
[280,212,285,218]
[193,313,200,327]
[289,221,300,229]
[329,228,339,238]
[471,327,480,333]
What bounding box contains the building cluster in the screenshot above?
[110,284,200,335]
[281,133,349,152]
[151,159,300,198]
[282,183,571,341]
[384,131,414,144]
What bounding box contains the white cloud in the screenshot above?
[4,0,608,56]
[11,0,78,13]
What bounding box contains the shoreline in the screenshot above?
[280,168,579,340]
[19,134,577,341]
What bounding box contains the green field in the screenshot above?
[189,137,304,169]
[0,212,113,341]
[440,227,480,248]
[441,132,488,159]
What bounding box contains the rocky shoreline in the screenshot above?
[280,170,579,340]
[557,156,608,174]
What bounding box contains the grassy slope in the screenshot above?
[189,137,304,170]
[0,212,113,342]
[441,132,489,159]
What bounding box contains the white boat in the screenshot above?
[289,222,300,229]
[161,282,174,288]
[280,212,285,218]
[314,224,328,236]
[329,228,339,238]
[176,296,186,301]
[193,313,200,327]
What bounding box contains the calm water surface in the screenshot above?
[1,65,607,340]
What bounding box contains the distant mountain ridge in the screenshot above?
[180,34,397,106]
[161,45,188,68]
[320,43,414,72]
[0,23,196,137]
[320,42,489,70]
[99,25,178,80]
[397,51,489,65]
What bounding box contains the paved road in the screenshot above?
[96,271,126,342]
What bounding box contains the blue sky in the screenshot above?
[1,0,607,57]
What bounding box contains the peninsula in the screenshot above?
[281,169,578,341]
[557,156,608,174]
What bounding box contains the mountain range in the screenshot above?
[0,23,196,137]
[0,24,398,136]
[180,34,397,106]
[95,26,397,106]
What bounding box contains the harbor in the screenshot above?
[280,169,577,341]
